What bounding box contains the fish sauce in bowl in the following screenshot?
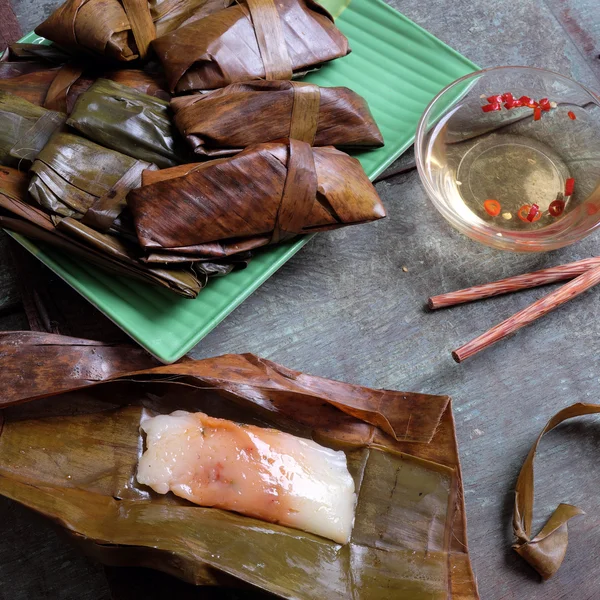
[417,66,600,251]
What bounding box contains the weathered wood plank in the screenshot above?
[0,232,20,314]
[8,242,131,342]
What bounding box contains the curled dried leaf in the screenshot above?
[512,402,597,578]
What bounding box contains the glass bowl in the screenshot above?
[415,66,600,252]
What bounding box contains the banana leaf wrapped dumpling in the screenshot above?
[29,131,156,233]
[152,0,350,92]
[127,140,385,258]
[0,92,66,167]
[0,44,170,113]
[171,81,384,157]
[35,0,230,62]
[67,79,190,168]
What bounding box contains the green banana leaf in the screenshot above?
[67,79,190,168]
[0,333,479,599]
[28,131,154,233]
[0,91,66,168]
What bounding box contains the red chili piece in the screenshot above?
[501,92,514,103]
[487,95,503,104]
[539,98,551,112]
[483,199,501,217]
[568,111,577,120]
[548,200,565,217]
[504,98,523,109]
[565,178,575,196]
[526,204,540,222]
[518,95,532,105]
[533,106,542,121]
[482,103,502,112]
[517,204,541,223]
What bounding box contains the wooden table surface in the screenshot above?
[1,1,600,598]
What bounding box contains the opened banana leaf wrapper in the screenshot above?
[171,80,384,157]
[152,0,350,92]
[0,331,478,599]
[68,78,190,167]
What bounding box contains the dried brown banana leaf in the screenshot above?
[44,63,170,113]
[67,79,190,168]
[29,131,155,233]
[0,92,66,168]
[149,0,230,35]
[512,402,600,579]
[0,169,204,297]
[127,140,385,258]
[0,62,61,106]
[152,0,350,92]
[0,64,168,114]
[35,0,230,62]
[0,44,170,115]
[171,80,383,157]
[0,332,478,599]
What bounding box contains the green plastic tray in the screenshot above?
[12,0,477,362]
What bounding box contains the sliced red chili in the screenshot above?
[568,111,577,120]
[501,92,514,102]
[533,106,542,121]
[504,98,523,109]
[565,178,575,196]
[482,103,502,112]
[518,95,532,105]
[548,200,565,217]
[483,199,501,217]
[539,98,551,112]
[487,95,503,104]
[526,204,540,222]
[517,204,541,223]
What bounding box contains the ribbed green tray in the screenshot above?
[12,0,477,362]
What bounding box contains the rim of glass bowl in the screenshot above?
[415,65,600,251]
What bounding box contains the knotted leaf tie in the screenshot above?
[512,402,599,578]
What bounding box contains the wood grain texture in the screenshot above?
[0,231,20,313]
[2,0,600,598]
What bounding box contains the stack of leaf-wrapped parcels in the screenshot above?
[0,0,386,298]
[0,331,479,599]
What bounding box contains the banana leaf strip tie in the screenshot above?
[35,0,230,61]
[0,331,479,599]
[171,80,384,157]
[67,78,190,168]
[127,140,385,258]
[512,402,600,579]
[152,0,350,92]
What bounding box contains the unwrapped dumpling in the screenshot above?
[137,410,357,544]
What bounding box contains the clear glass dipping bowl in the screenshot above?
[415,66,600,252]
